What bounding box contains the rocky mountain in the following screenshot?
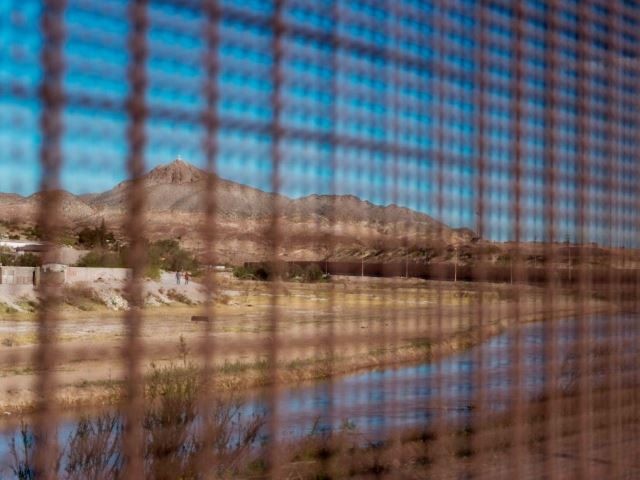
[1,160,474,262]
[82,160,281,219]
[0,190,97,224]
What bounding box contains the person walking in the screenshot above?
[185,271,190,285]
[176,270,181,285]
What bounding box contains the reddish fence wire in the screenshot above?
[1,0,640,478]
[121,1,149,477]
[34,1,66,478]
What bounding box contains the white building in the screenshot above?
[0,239,45,252]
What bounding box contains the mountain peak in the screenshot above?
[145,158,206,184]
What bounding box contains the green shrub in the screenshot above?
[0,252,40,267]
[77,249,125,268]
[23,225,42,240]
[1,253,14,266]
[77,239,199,277]
[287,264,305,279]
[233,265,254,279]
[16,253,40,267]
[234,263,326,283]
[146,263,162,281]
[166,289,194,305]
[301,264,324,282]
[148,239,200,274]
[233,264,271,281]
[77,219,116,249]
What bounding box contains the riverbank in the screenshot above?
[2,311,634,480]
[0,276,611,416]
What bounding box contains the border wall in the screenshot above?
[0,266,37,285]
[0,266,131,285]
[65,267,131,283]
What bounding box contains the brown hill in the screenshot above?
[86,160,451,227]
[0,190,96,225]
[1,160,471,262]
[82,160,281,219]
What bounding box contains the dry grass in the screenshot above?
[6,363,266,479]
[0,277,611,415]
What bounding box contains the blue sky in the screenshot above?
[0,0,638,245]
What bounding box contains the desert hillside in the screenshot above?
[0,160,474,262]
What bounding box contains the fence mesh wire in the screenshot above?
[1,0,640,478]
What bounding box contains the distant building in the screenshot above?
[0,239,46,254]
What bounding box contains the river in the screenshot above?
[244,313,638,440]
[1,313,637,473]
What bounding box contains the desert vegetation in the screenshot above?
[233,262,326,283]
[7,357,637,479]
[7,363,265,479]
[0,248,40,267]
[76,220,117,250]
[77,237,199,280]
[0,275,612,416]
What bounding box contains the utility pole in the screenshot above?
[510,255,513,285]
[454,247,458,283]
[568,244,572,284]
[565,234,572,285]
[405,253,408,278]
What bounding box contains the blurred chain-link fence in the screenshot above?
[1,0,640,478]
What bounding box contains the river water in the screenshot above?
[1,313,637,470]
[243,313,638,441]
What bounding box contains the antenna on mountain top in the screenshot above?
[176,154,182,162]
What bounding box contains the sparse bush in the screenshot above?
[9,364,266,479]
[23,225,42,240]
[148,239,200,274]
[16,253,40,267]
[8,422,36,480]
[496,254,512,265]
[145,264,162,281]
[166,289,194,305]
[77,220,116,249]
[178,335,189,367]
[415,243,445,262]
[301,264,324,283]
[233,265,255,280]
[76,237,198,279]
[62,285,102,311]
[287,263,305,280]
[234,263,326,283]
[16,299,37,313]
[233,264,271,281]
[77,249,124,268]
[0,252,40,267]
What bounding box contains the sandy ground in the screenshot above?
[0,275,609,415]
